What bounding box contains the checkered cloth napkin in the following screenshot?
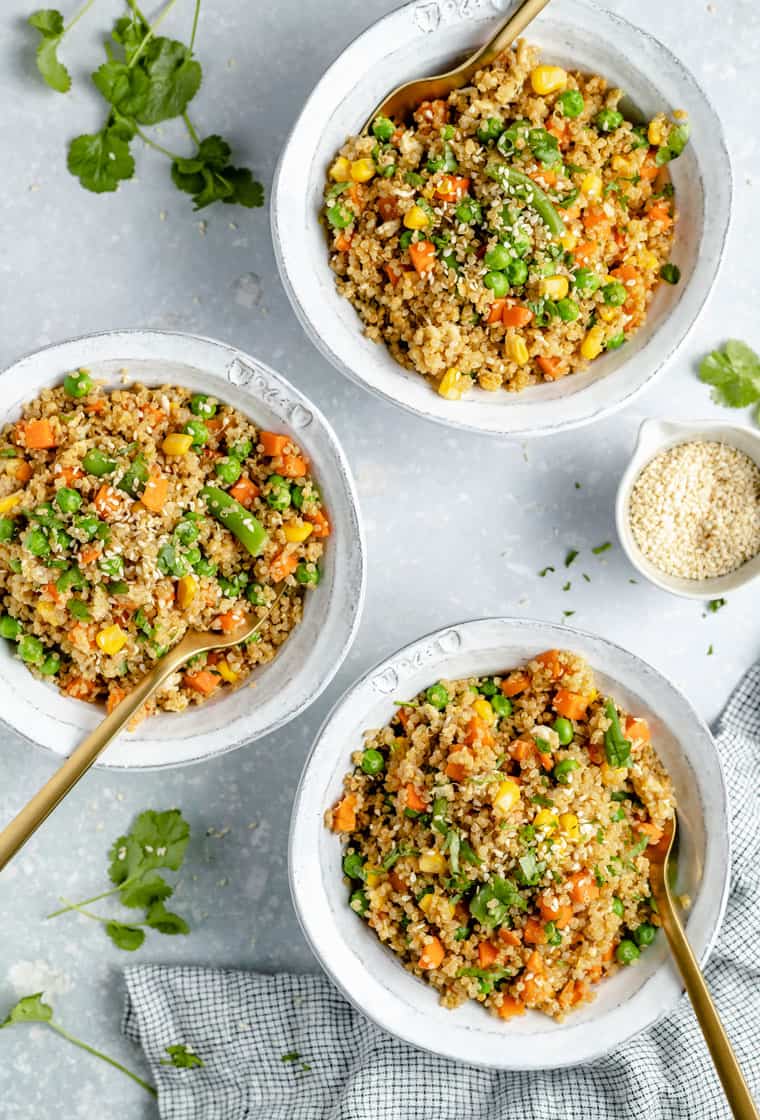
[123,665,760,1119]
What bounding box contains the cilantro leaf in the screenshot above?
[162,1044,204,1069]
[108,833,144,885]
[144,901,189,935]
[136,38,202,125]
[67,128,135,193]
[469,877,526,929]
[698,341,760,408]
[111,12,149,61]
[131,809,190,871]
[1,993,53,1027]
[120,872,173,909]
[91,60,150,117]
[28,8,64,35]
[220,166,265,209]
[456,966,513,995]
[171,136,264,211]
[105,921,146,951]
[29,10,70,93]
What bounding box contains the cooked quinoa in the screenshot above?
[328,650,675,1022]
[324,40,689,398]
[0,373,329,720]
[629,440,760,579]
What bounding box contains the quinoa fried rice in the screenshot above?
[0,373,329,721]
[324,40,688,398]
[328,650,675,1022]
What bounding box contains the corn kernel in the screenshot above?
[0,491,23,515]
[530,65,568,95]
[638,250,660,272]
[329,156,351,182]
[37,601,58,623]
[493,778,521,816]
[350,158,376,183]
[581,324,606,360]
[559,812,580,841]
[560,231,577,252]
[162,433,193,456]
[601,762,628,787]
[404,204,430,230]
[419,851,447,874]
[216,659,238,683]
[365,865,383,888]
[648,119,665,146]
[283,521,314,543]
[611,155,635,176]
[540,275,569,300]
[581,172,603,200]
[437,368,467,401]
[177,573,197,609]
[506,335,530,366]
[597,306,617,323]
[534,808,559,832]
[96,624,127,655]
[419,891,435,915]
[473,698,495,724]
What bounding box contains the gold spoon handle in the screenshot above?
[658,898,759,1120]
[462,0,554,73]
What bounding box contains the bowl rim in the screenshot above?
[615,418,760,600]
[272,0,732,440]
[0,327,367,769]
[289,615,731,1069]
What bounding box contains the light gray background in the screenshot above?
[0,0,756,1114]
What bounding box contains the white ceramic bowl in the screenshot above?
[290,617,730,1069]
[0,330,366,769]
[273,0,731,439]
[616,419,760,599]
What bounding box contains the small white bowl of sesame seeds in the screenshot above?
[615,419,760,599]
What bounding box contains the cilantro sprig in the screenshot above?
[27,0,264,210]
[47,808,191,951]
[699,340,760,415]
[1,994,156,1096]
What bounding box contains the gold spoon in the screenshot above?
[649,816,759,1120]
[0,584,287,873]
[362,0,553,132]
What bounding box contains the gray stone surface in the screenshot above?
[0,0,756,1114]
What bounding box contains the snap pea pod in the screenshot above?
[200,486,267,557]
[485,161,565,236]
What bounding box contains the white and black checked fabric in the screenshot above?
[123,666,760,1120]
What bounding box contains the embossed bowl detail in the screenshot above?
[289,617,729,1068]
[273,0,731,439]
[0,330,366,769]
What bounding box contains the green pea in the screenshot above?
[39,652,61,676]
[99,555,124,579]
[174,517,200,545]
[83,448,116,477]
[184,419,209,447]
[327,202,353,230]
[616,939,640,965]
[0,615,22,640]
[476,116,504,144]
[660,263,680,285]
[56,566,87,593]
[602,281,627,306]
[63,369,93,398]
[595,108,623,132]
[372,115,395,142]
[215,456,242,486]
[157,544,190,579]
[558,90,584,118]
[118,454,148,497]
[361,749,385,776]
[229,438,252,460]
[506,258,528,286]
[553,758,580,785]
[55,487,82,514]
[605,332,626,351]
[633,922,657,947]
[491,694,513,719]
[67,599,91,621]
[573,268,601,293]
[556,297,580,322]
[0,517,15,541]
[349,889,369,917]
[295,562,320,587]
[18,634,44,664]
[484,244,512,271]
[544,921,562,946]
[189,393,217,419]
[454,197,482,224]
[483,271,510,298]
[24,528,49,558]
[184,547,201,568]
[245,581,265,605]
[552,717,574,745]
[425,683,449,710]
[611,897,625,918]
[478,678,498,697]
[193,556,217,577]
[266,474,292,511]
[441,124,455,141]
[342,852,366,880]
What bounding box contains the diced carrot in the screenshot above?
[646,200,673,226]
[553,689,591,720]
[142,404,167,425]
[478,940,500,968]
[547,120,569,145]
[523,918,546,945]
[93,484,120,520]
[522,980,539,1005]
[538,894,573,928]
[588,963,603,983]
[525,949,545,975]
[625,716,650,741]
[215,608,247,633]
[445,760,468,782]
[280,454,309,479]
[377,195,400,222]
[78,544,101,566]
[141,470,168,513]
[636,820,662,845]
[405,783,427,812]
[558,979,577,1009]
[270,549,299,582]
[640,155,659,181]
[613,227,627,251]
[602,942,615,962]
[536,355,567,381]
[582,206,608,231]
[497,995,525,1020]
[509,739,533,764]
[334,231,353,252]
[418,936,445,970]
[14,460,32,483]
[21,419,57,449]
[348,183,366,214]
[228,476,260,507]
[106,684,127,714]
[390,126,405,145]
[395,705,410,730]
[573,239,597,264]
[306,508,331,538]
[65,676,99,700]
[502,303,534,328]
[499,928,522,947]
[331,793,357,832]
[568,870,599,906]
[501,673,530,698]
[44,582,59,602]
[183,669,221,696]
[409,240,437,275]
[413,99,449,128]
[487,298,507,324]
[464,715,494,748]
[434,175,470,202]
[611,264,639,284]
[59,465,83,485]
[260,431,289,457]
[572,980,589,1005]
[84,398,106,414]
[205,417,224,431]
[384,262,401,285]
[530,167,557,187]
[534,649,563,678]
